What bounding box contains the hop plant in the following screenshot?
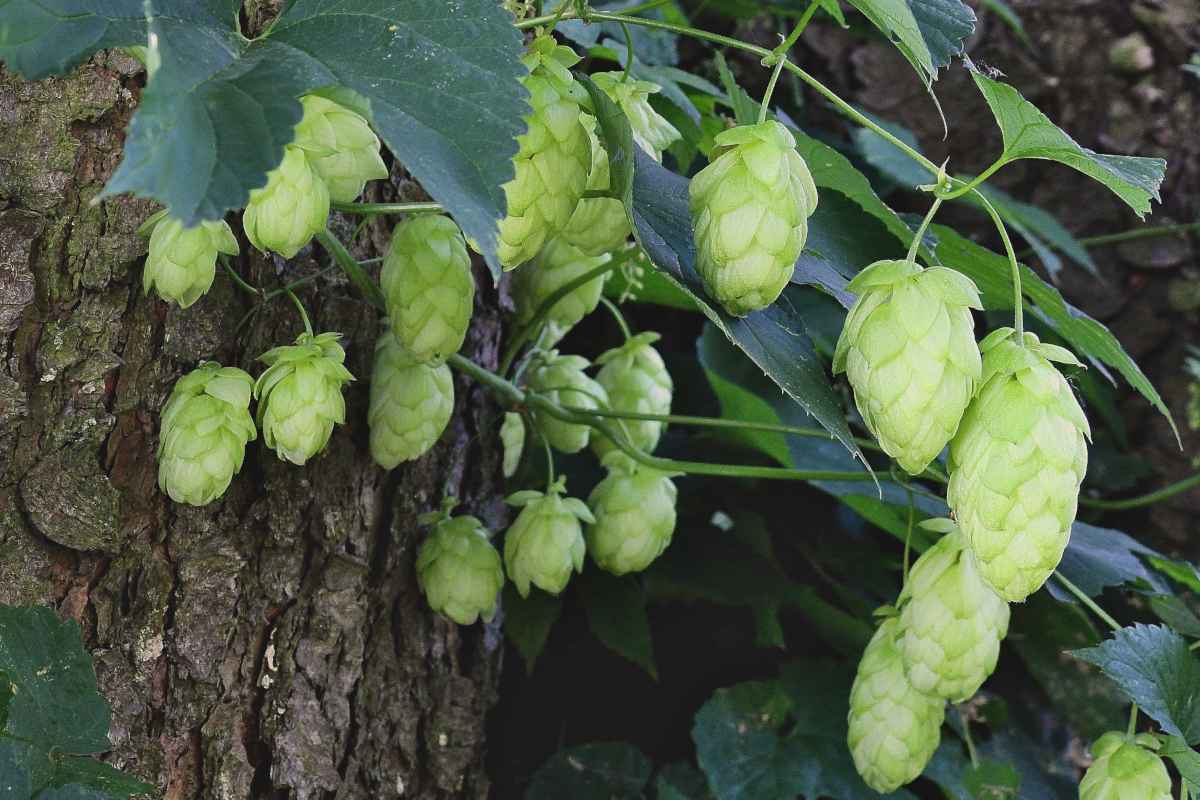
[142,214,239,308]
[897,519,1010,702]
[293,94,389,203]
[254,331,355,465]
[415,501,505,625]
[380,214,474,363]
[504,478,593,596]
[586,459,677,575]
[157,363,257,506]
[590,332,673,462]
[833,259,983,475]
[501,412,526,478]
[948,328,1091,602]
[510,239,610,348]
[1079,733,1171,800]
[561,113,631,257]
[526,351,608,454]
[243,145,330,259]
[368,329,455,469]
[847,617,945,794]
[592,72,681,161]
[688,120,818,316]
[498,35,592,269]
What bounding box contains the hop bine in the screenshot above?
[368,329,454,469]
[142,214,239,308]
[504,478,593,597]
[416,502,505,625]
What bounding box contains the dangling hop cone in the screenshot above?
[1080,732,1171,800]
[504,479,593,597]
[416,511,505,625]
[368,329,454,469]
[142,215,239,308]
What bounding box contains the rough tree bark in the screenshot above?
[0,46,507,800]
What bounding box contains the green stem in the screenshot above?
[261,264,342,303]
[960,709,980,768]
[1016,221,1200,260]
[285,290,314,337]
[541,430,556,492]
[598,296,633,340]
[620,20,635,82]
[902,488,914,583]
[906,196,943,265]
[1053,571,1121,631]
[1080,471,1200,510]
[517,0,670,29]
[756,0,819,124]
[220,257,263,298]
[935,160,1006,201]
[331,201,443,216]
[1127,703,1139,737]
[973,189,1024,338]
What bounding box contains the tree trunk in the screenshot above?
[0,48,507,800]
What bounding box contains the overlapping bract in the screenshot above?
[511,239,610,347]
[833,259,983,475]
[504,480,593,596]
[416,513,505,625]
[526,351,608,454]
[1080,733,1171,800]
[561,113,631,257]
[143,216,239,308]
[294,94,388,203]
[592,71,681,161]
[590,332,672,462]
[948,329,1091,601]
[368,330,454,469]
[688,120,817,316]
[586,462,677,575]
[243,145,330,259]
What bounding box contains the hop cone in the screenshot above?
[526,351,608,454]
[381,214,474,363]
[294,94,388,203]
[498,35,592,269]
[948,328,1091,602]
[416,508,505,625]
[688,120,818,316]
[897,519,1010,702]
[1080,733,1171,800]
[833,259,983,475]
[501,412,525,478]
[592,71,681,161]
[368,329,454,469]
[254,331,354,465]
[561,113,631,257]
[243,145,330,259]
[848,618,945,794]
[590,332,672,462]
[143,215,238,308]
[511,238,610,348]
[504,479,593,596]
[586,461,677,575]
[158,363,256,506]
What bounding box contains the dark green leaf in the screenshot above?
[525,742,652,800]
[556,0,680,66]
[702,360,792,466]
[1150,596,1200,639]
[964,760,1019,800]
[502,585,562,674]
[0,740,32,800]
[1159,736,1200,787]
[712,53,760,126]
[1148,557,1200,594]
[604,256,698,310]
[581,74,635,217]
[907,0,976,71]
[655,762,712,800]
[577,571,657,679]
[1051,522,1167,599]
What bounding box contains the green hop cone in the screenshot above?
[142,214,239,308]
[503,478,593,596]
[561,113,631,257]
[501,412,526,478]
[498,35,592,269]
[1080,733,1171,800]
[243,145,330,259]
[948,328,1091,602]
[897,519,1010,702]
[526,350,608,454]
[368,329,455,469]
[688,120,818,316]
[254,331,355,465]
[416,503,505,625]
[381,214,475,363]
[833,259,983,475]
[293,94,388,203]
[847,617,945,794]
[157,363,257,506]
[586,460,677,575]
[511,238,610,348]
[592,72,681,161]
[590,332,673,462]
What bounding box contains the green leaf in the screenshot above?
[1073,624,1200,744]
[502,585,562,674]
[908,0,976,71]
[1159,736,1200,787]
[1050,522,1167,599]
[604,256,697,310]
[576,571,657,679]
[525,742,651,800]
[0,740,32,799]
[970,71,1166,218]
[844,0,935,86]
[1151,595,1200,639]
[655,762,713,800]
[702,364,791,467]
[964,760,1020,800]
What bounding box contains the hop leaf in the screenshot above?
[897,519,1010,702]
[688,120,818,316]
[560,113,631,256]
[254,331,355,465]
[294,94,388,203]
[1080,733,1171,800]
[501,412,526,478]
[586,462,677,575]
[158,363,257,506]
[847,618,945,794]
[833,259,983,475]
[142,215,239,308]
[503,479,593,596]
[590,332,673,463]
[511,238,611,348]
[381,214,475,363]
[417,512,505,625]
[592,72,681,161]
[948,329,1091,601]
[368,329,455,469]
[526,350,608,454]
[243,145,330,259]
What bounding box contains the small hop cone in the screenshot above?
[1080,733,1171,800]
[526,351,608,454]
[294,94,388,203]
[143,215,239,308]
[847,618,944,794]
[416,510,505,625]
[688,120,817,316]
[158,363,257,506]
[498,35,592,269]
[503,479,592,596]
[501,412,526,478]
[511,239,610,348]
[243,145,330,258]
[833,259,983,475]
[254,331,355,465]
[368,329,455,469]
[381,214,475,363]
[590,332,673,462]
[592,72,681,161]
[948,329,1091,602]
[897,519,1010,702]
[586,460,677,575]
[561,113,631,257]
